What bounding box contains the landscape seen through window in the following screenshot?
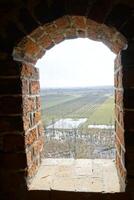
[32,38,120,192]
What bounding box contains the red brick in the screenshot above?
[114,69,123,88]
[115,105,124,128]
[115,90,123,108]
[77,29,86,38]
[30,80,40,94]
[23,113,31,131]
[22,79,29,95]
[26,150,32,167]
[115,121,125,146]
[116,154,126,179]
[32,138,44,156]
[65,28,77,39]
[55,16,70,30]
[23,97,36,113]
[36,96,41,110]
[18,37,41,56]
[39,34,54,49]
[115,136,121,156]
[36,48,46,59]
[72,16,86,29]
[25,128,37,146]
[114,54,122,71]
[38,123,44,137]
[33,111,41,124]
[27,159,39,178]
[43,23,57,34]
[51,32,65,44]
[30,27,44,42]
[86,19,99,40]
[21,64,39,79]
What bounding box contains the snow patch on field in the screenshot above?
[47,118,87,129]
[88,125,114,129]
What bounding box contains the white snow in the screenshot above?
[88,125,114,129]
[47,118,87,129]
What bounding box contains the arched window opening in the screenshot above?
[12,15,127,194]
[32,38,120,192]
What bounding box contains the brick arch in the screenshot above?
[13,15,127,64]
[11,15,127,192]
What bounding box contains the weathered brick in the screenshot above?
[114,54,122,71]
[55,16,70,30]
[21,64,39,79]
[36,48,46,59]
[116,154,126,179]
[32,138,44,157]
[30,80,40,94]
[114,69,123,88]
[51,32,65,44]
[25,128,37,146]
[43,23,57,34]
[77,29,86,38]
[38,123,44,137]
[38,34,54,49]
[115,135,121,156]
[18,37,41,56]
[115,105,124,128]
[22,79,29,95]
[36,96,41,110]
[115,121,125,146]
[30,26,45,42]
[27,159,38,178]
[23,114,31,131]
[33,111,41,124]
[65,28,77,39]
[115,90,123,108]
[72,16,86,30]
[26,150,32,167]
[86,19,99,41]
[23,97,36,113]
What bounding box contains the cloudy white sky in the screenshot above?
[36,38,116,88]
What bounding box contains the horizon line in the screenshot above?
[40,85,114,89]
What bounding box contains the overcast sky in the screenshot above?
[36,38,116,88]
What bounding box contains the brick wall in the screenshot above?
[121,42,134,192]
[0,15,130,199]
[21,64,44,184]
[114,54,126,191]
[0,58,28,198]
[0,58,44,199]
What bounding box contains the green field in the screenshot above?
[41,87,114,127]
